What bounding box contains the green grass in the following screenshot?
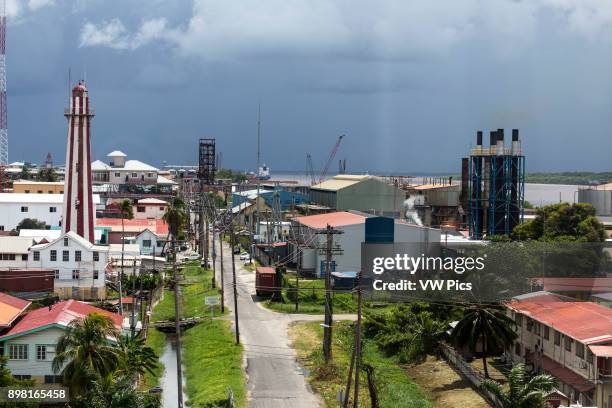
[143,327,166,389]
[183,320,246,408]
[290,321,432,408]
[144,262,233,393]
[263,276,360,314]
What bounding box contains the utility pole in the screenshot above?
[130,257,137,338]
[219,229,225,313]
[255,104,261,237]
[172,238,184,408]
[352,284,362,408]
[211,223,216,288]
[230,224,240,345]
[317,224,343,364]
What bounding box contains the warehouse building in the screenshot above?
[309,175,406,215]
[290,211,440,277]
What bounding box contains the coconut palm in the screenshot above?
[450,304,517,378]
[88,374,147,408]
[481,363,557,408]
[115,333,158,380]
[162,196,188,408]
[52,313,120,396]
[118,199,134,316]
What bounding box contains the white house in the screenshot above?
[28,232,110,300]
[0,193,101,231]
[0,237,35,268]
[133,198,168,220]
[134,228,167,256]
[91,151,158,185]
[0,300,123,384]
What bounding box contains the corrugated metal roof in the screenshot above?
[589,345,612,357]
[0,237,35,253]
[0,293,30,327]
[311,174,372,191]
[107,150,127,157]
[507,295,612,344]
[138,198,168,205]
[0,300,123,341]
[294,211,366,229]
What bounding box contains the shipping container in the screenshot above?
[255,266,278,296]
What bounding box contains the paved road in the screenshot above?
[214,239,325,408]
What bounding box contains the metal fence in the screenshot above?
[439,343,502,408]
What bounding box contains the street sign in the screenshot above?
[205,296,220,306]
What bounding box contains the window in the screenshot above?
[534,322,541,336]
[75,251,81,262]
[137,206,145,213]
[131,173,137,178]
[36,345,50,361]
[33,251,40,261]
[72,270,80,280]
[143,240,151,248]
[37,190,42,194]
[526,318,533,332]
[554,331,561,346]
[21,254,27,261]
[62,250,69,262]
[60,190,63,194]
[114,172,120,177]
[0,226,3,231]
[544,326,550,340]
[9,344,28,360]
[147,172,153,177]
[50,250,57,261]
[49,206,57,213]
[576,342,585,359]
[157,241,163,247]
[565,336,573,352]
[20,206,28,212]
[48,190,53,194]
[160,206,164,211]
[93,251,99,262]
[13,375,31,380]
[44,375,62,384]
[24,190,30,193]
[93,270,99,280]
[54,270,59,280]
[63,237,69,247]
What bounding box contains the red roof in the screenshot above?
[294,211,366,229]
[96,218,169,235]
[256,267,276,274]
[0,293,30,327]
[508,297,612,344]
[537,354,594,392]
[0,300,123,340]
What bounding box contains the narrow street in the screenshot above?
[214,238,323,408]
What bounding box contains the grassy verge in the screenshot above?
[263,276,373,314]
[289,321,432,408]
[143,262,229,390]
[183,320,246,407]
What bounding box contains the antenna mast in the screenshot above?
[0,0,8,166]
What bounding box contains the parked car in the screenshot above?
[239,252,250,260]
[184,254,201,261]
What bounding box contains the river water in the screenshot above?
[159,334,188,407]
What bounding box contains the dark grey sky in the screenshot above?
[6,0,612,173]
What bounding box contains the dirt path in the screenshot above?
[404,356,491,408]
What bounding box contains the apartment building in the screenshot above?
[507,292,612,407]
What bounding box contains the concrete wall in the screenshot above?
[133,204,166,220]
[0,202,62,231]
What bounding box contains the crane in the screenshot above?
[318,134,344,184]
[306,154,317,185]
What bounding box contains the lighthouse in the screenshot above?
[62,81,95,242]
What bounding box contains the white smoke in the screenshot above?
[404,196,423,226]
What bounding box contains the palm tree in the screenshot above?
[449,304,517,378]
[52,313,120,397]
[481,363,557,408]
[115,333,158,380]
[88,374,147,408]
[162,197,188,408]
[118,199,133,316]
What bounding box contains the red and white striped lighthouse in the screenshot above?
[62,81,95,242]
